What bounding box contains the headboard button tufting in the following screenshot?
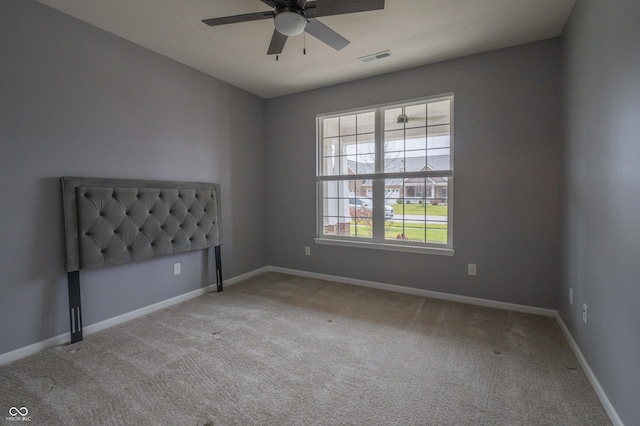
[63,178,221,272]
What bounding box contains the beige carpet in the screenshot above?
[0,272,610,425]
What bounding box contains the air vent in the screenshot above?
[358,50,392,63]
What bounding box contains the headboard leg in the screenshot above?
[215,245,223,292]
[67,271,83,343]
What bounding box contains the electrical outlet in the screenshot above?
[582,303,588,324]
[468,264,477,276]
[569,288,573,305]
[305,246,311,256]
[173,263,181,275]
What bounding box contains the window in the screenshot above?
[316,95,454,255]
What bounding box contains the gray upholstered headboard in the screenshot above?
[62,177,222,272]
[61,176,223,343]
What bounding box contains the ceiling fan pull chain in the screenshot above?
[304,31,306,55]
[276,54,279,61]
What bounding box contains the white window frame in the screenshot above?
[315,94,455,256]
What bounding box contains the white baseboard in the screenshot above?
[554,313,623,426]
[0,333,71,367]
[85,288,208,336]
[224,266,270,286]
[267,266,557,317]
[0,267,266,367]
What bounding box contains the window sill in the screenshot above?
[314,238,455,256]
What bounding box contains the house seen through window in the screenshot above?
[316,94,454,255]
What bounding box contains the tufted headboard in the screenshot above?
[61,177,223,343]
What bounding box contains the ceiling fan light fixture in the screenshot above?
[274,10,307,36]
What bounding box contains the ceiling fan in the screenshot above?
[396,112,447,124]
[202,0,385,56]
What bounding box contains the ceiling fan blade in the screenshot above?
[259,0,288,7]
[305,0,384,18]
[267,29,288,55]
[304,18,350,51]
[202,11,274,27]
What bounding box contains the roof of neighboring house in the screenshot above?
[348,155,450,186]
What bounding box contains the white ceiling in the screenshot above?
[36,0,576,99]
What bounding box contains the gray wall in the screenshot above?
[560,0,640,424]
[265,40,562,309]
[0,0,267,355]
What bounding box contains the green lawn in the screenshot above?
[385,221,448,243]
[349,221,448,243]
[389,203,448,216]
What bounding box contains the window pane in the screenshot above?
[384,104,428,131]
[428,100,451,126]
[324,117,340,138]
[321,138,339,176]
[404,104,426,128]
[321,180,371,239]
[384,129,405,148]
[356,132,375,150]
[384,179,448,244]
[321,113,376,176]
[322,180,349,236]
[384,128,403,172]
[405,127,427,172]
[427,125,450,171]
[383,103,451,174]
[357,112,375,134]
[406,150,427,172]
[384,127,430,172]
[341,135,357,175]
[349,195,373,238]
[384,107,404,131]
[384,154,404,173]
[355,132,375,174]
[428,124,450,140]
[406,127,427,149]
[340,115,357,136]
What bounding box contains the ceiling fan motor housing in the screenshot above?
[274,7,307,36]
